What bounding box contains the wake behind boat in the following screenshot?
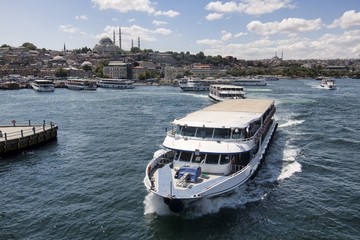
[144,99,277,212]
[208,84,246,102]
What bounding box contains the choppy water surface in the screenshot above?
[0,79,359,239]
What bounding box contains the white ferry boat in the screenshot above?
[65,79,97,91]
[144,99,277,212]
[209,84,246,102]
[229,77,267,86]
[97,78,135,89]
[320,78,336,90]
[179,77,266,91]
[31,80,55,92]
[178,79,211,91]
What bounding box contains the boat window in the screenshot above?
[179,151,192,162]
[213,128,231,139]
[252,120,262,133]
[205,154,219,164]
[231,128,243,139]
[182,126,197,137]
[175,125,182,134]
[173,151,180,160]
[193,153,206,163]
[220,155,231,164]
[241,151,251,163]
[196,127,213,138]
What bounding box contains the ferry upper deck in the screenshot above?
[173,99,274,128]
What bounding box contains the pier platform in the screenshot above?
[0,120,58,156]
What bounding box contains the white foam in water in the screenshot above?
[143,193,173,216]
[277,143,302,181]
[279,119,305,128]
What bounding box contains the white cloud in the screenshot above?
[59,25,79,33]
[329,10,360,29]
[128,18,136,22]
[92,0,155,13]
[202,30,360,59]
[92,0,179,17]
[75,15,88,21]
[153,20,168,26]
[154,28,172,35]
[206,13,224,21]
[154,10,180,17]
[197,39,223,46]
[247,18,323,36]
[96,25,172,48]
[205,0,295,15]
[221,31,232,41]
[234,32,248,38]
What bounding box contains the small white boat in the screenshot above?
[320,79,336,90]
[65,79,97,91]
[31,80,55,92]
[97,78,135,89]
[144,99,277,212]
[209,84,246,102]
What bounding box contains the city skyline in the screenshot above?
[1,0,360,60]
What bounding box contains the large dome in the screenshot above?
[81,61,93,67]
[99,37,113,45]
[53,55,66,62]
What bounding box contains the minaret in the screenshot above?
[138,36,140,49]
[119,27,122,50]
[131,39,134,49]
[281,50,284,60]
[63,43,66,52]
[113,30,116,45]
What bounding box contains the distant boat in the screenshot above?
[96,78,135,89]
[264,76,279,81]
[208,84,246,102]
[179,77,266,91]
[320,78,336,90]
[179,79,210,91]
[31,79,55,92]
[65,79,97,91]
[144,99,277,212]
[229,77,267,86]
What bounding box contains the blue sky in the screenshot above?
[1,0,360,59]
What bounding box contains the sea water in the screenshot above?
[0,79,359,239]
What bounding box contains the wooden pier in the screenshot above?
[0,120,58,156]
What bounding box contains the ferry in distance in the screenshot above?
[208,84,246,102]
[179,77,266,91]
[31,79,55,92]
[65,79,97,91]
[96,78,135,89]
[144,99,277,212]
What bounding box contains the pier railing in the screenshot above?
[0,120,57,142]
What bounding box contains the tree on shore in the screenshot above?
[55,68,69,78]
[22,42,37,50]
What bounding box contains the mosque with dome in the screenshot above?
[93,37,121,55]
